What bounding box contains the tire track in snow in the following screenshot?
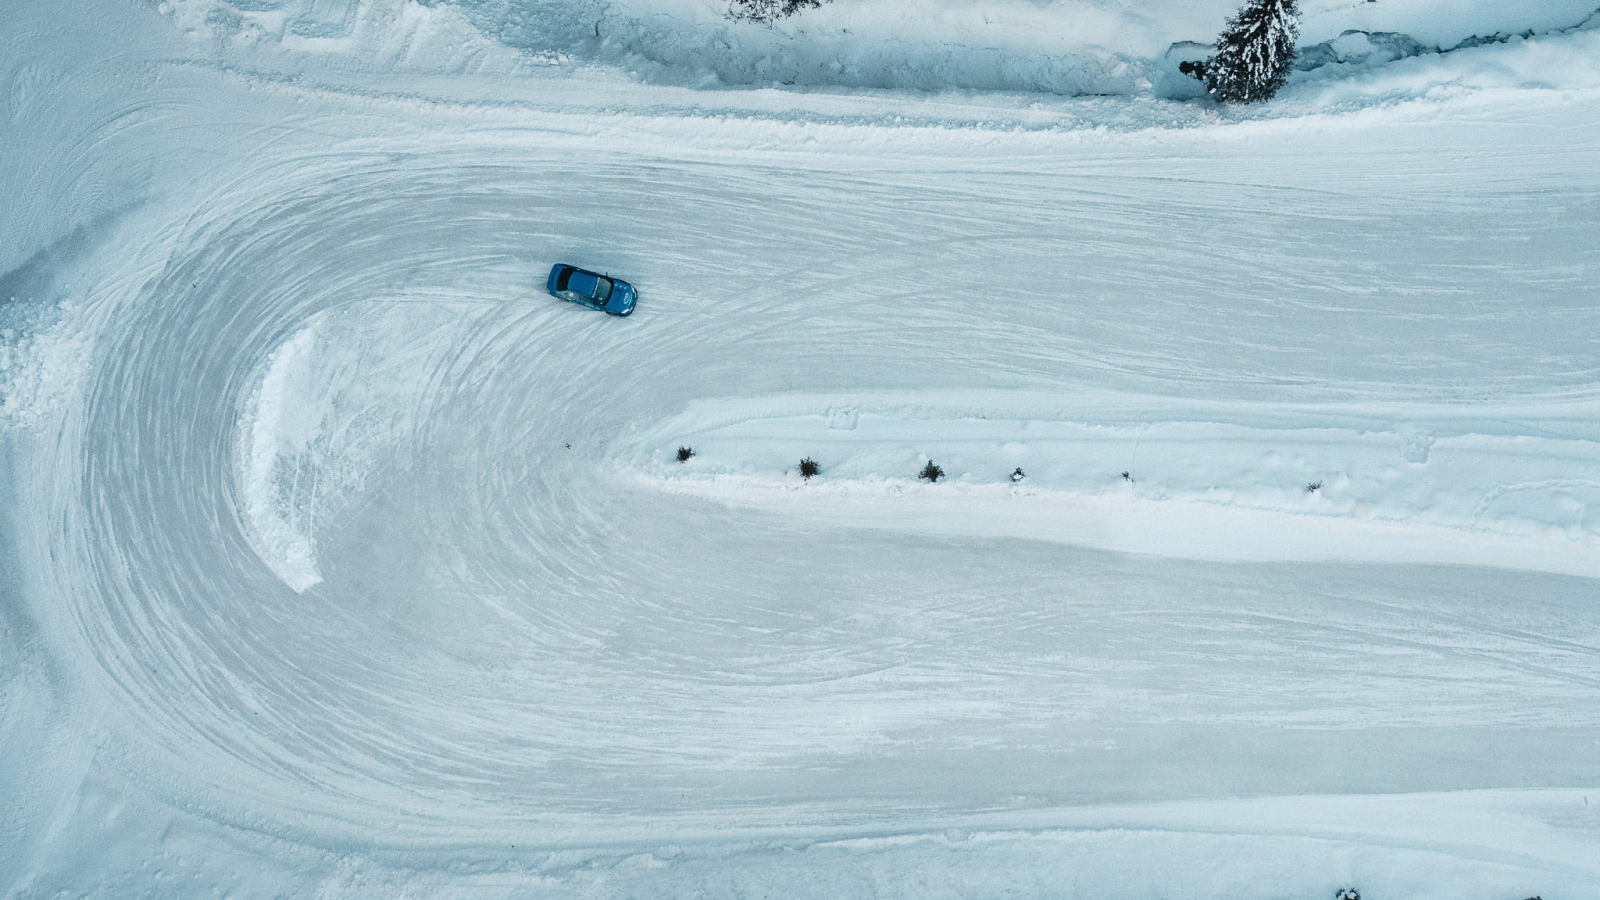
[31,102,1600,855]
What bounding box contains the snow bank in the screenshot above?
[0,307,90,432]
[0,210,121,431]
[1299,0,1600,49]
[151,0,1600,97]
[634,393,1600,577]
[237,324,327,591]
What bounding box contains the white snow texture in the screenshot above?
[2,0,1600,897]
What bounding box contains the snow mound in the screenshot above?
[237,324,327,591]
[635,393,1600,577]
[0,310,90,432]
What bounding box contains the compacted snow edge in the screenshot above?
[630,392,1600,577]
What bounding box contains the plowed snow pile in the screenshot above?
[3,0,1599,897]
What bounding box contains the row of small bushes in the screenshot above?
[678,447,1331,493]
[678,447,1022,484]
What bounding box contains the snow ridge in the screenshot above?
[237,324,325,592]
[634,393,1600,577]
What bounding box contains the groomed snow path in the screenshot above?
[4,2,1600,897]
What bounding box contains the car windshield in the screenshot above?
[592,278,613,302]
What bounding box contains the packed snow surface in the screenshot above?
[3,0,1600,897]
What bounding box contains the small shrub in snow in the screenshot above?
[798,457,819,480]
[1011,467,1025,483]
[1180,0,1300,103]
[677,446,694,463]
[920,461,944,483]
[1306,480,1323,493]
[1335,889,1360,900]
[728,0,829,24]
[1121,471,1131,481]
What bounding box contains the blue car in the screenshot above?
[547,263,637,317]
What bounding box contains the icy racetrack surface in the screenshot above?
[4,2,1600,897]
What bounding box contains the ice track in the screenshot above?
[10,67,1600,894]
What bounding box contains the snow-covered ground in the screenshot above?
[4,0,1600,897]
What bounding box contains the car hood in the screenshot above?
[606,284,636,314]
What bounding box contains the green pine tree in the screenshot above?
[1183,0,1300,103]
[729,0,826,24]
